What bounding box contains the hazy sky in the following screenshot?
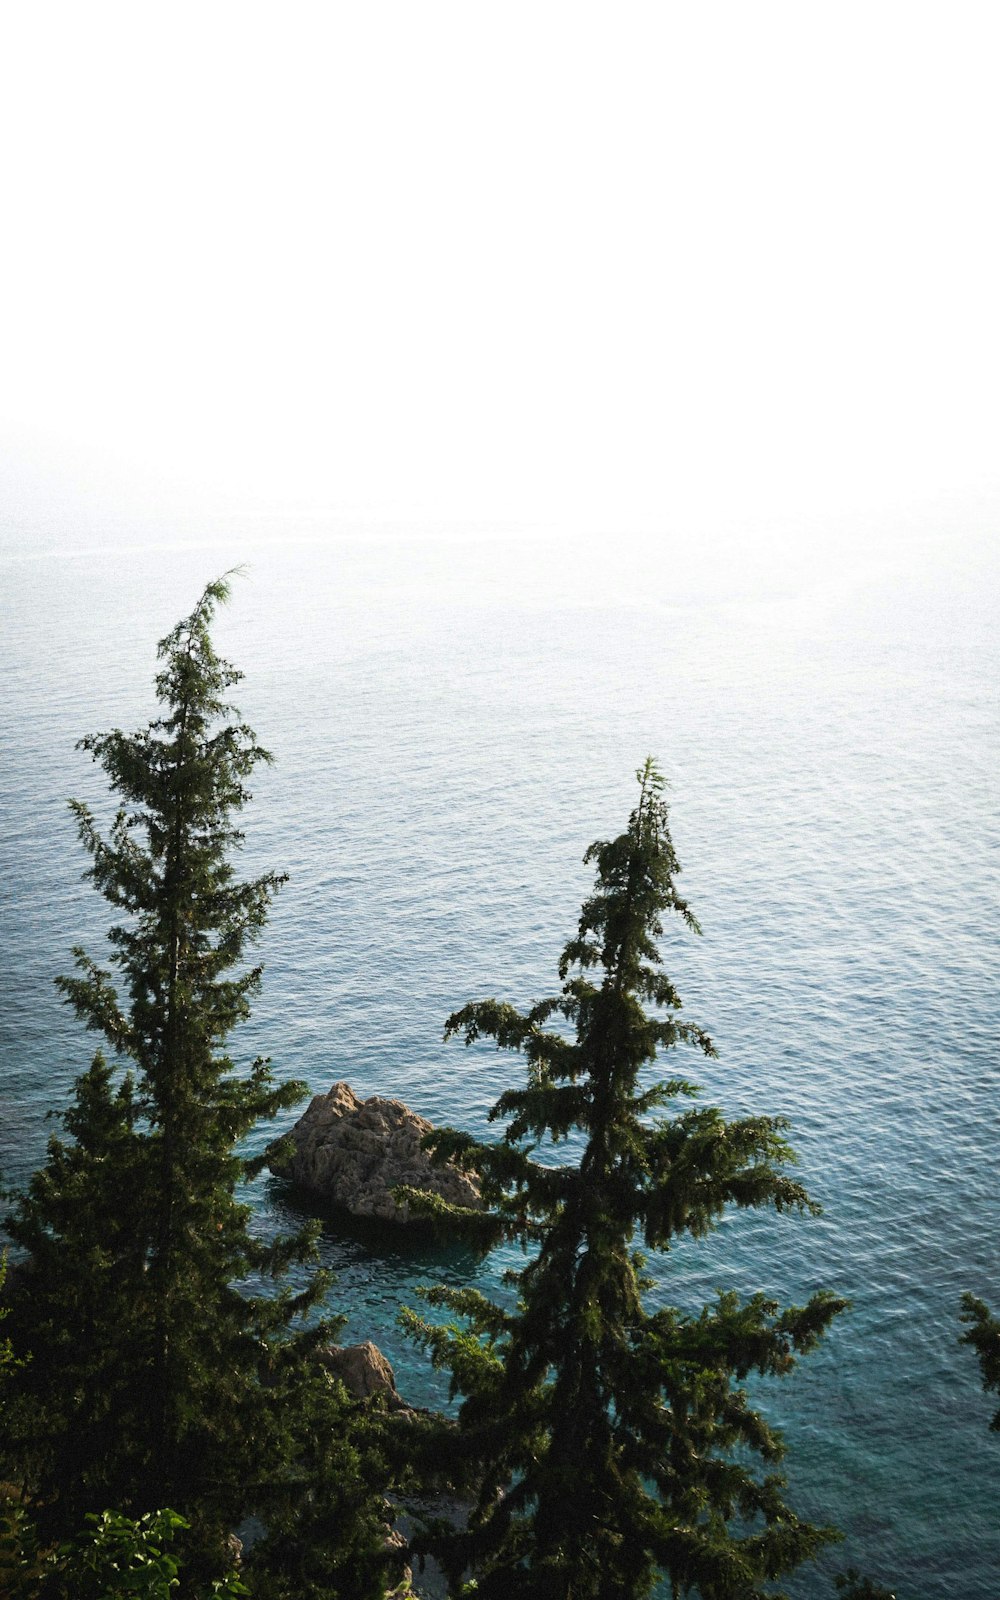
[2,3,998,542]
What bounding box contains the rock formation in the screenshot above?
[267,1080,482,1223]
[319,1340,411,1411]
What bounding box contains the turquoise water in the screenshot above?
[2,521,997,1596]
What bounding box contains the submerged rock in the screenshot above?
[267,1080,482,1224]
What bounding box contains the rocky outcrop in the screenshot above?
[267,1081,482,1224]
[319,1340,412,1412]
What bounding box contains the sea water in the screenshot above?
[1,517,997,1597]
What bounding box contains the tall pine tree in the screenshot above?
[4,578,393,1595]
[403,760,847,1600]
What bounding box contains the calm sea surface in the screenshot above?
[1,517,997,1597]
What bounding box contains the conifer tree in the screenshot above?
[403,760,847,1600]
[4,578,393,1595]
[3,1055,148,1514]
[0,1251,22,1392]
[960,1293,1000,1431]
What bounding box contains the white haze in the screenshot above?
[1,2,999,557]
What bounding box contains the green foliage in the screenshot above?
[960,1292,1000,1431]
[3,579,395,1595]
[0,1497,49,1600]
[0,1251,23,1386]
[0,1502,247,1600]
[242,1337,399,1600]
[3,1058,153,1512]
[52,1507,247,1600]
[402,760,847,1599]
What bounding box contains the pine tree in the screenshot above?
[402,760,847,1600]
[3,1055,148,1514]
[4,578,393,1595]
[960,1293,1000,1431]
